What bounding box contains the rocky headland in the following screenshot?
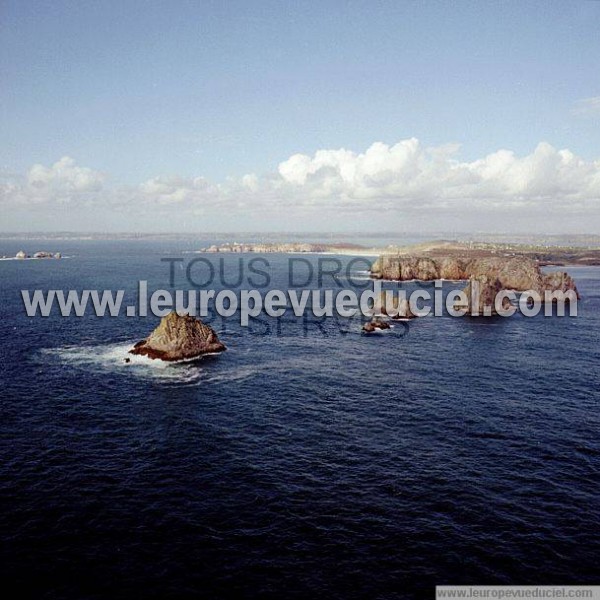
[129,312,226,361]
[371,254,579,298]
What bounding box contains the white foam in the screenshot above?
[362,328,393,334]
[40,341,247,385]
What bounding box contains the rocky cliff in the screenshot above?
[129,312,226,361]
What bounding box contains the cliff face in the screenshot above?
[371,255,579,298]
[129,312,226,361]
[438,257,466,280]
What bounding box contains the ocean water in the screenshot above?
[0,240,599,599]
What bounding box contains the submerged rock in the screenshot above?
[129,312,226,361]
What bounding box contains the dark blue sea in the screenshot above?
[1,239,599,599]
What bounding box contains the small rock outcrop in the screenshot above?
[362,318,391,333]
[129,312,226,361]
[454,276,512,316]
[13,250,61,260]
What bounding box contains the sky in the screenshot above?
[1,0,600,234]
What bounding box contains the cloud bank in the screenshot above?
[1,157,106,206]
[2,139,600,230]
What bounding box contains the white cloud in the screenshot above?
[571,96,600,118]
[275,140,600,211]
[2,141,600,229]
[27,156,104,192]
[137,175,218,205]
[0,156,106,205]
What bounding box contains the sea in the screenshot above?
[0,239,598,599]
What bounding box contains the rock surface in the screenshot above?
[362,318,391,333]
[454,276,512,316]
[371,255,579,298]
[129,312,226,361]
[540,271,579,299]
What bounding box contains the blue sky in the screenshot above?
[1,0,600,232]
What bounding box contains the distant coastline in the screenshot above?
[197,239,600,266]
[2,231,600,248]
[3,235,600,266]
[196,241,381,256]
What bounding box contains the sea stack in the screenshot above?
[129,312,226,361]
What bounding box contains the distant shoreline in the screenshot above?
[195,240,600,266]
[3,236,600,266]
[2,231,600,248]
